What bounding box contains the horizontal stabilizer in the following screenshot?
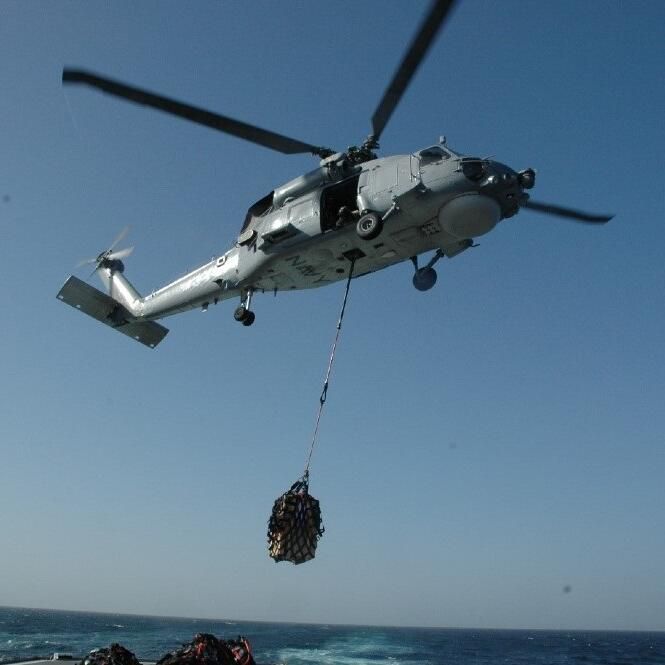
[57,276,168,348]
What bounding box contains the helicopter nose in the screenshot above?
[473,162,527,219]
[518,168,536,189]
[482,165,535,190]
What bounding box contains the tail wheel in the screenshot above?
[356,212,383,240]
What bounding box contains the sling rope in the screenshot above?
[303,258,356,474]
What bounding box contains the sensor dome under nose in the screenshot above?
[439,194,501,238]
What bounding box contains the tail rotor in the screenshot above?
[77,226,134,276]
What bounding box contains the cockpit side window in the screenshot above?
[241,191,274,232]
[417,146,450,165]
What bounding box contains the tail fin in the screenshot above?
[57,275,168,348]
[96,262,143,315]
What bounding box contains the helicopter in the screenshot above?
[56,0,612,349]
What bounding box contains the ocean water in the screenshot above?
[0,607,663,665]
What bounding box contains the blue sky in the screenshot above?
[1,1,664,631]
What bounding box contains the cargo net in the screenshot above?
[156,633,255,665]
[267,472,324,564]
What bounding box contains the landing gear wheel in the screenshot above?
[234,305,255,325]
[413,267,437,291]
[356,212,383,240]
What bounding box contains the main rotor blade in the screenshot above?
[63,69,334,157]
[523,200,613,224]
[371,0,456,142]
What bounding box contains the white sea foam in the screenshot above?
[274,633,421,665]
[275,649,422,665]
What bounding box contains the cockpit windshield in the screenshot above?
[416,145,451,165]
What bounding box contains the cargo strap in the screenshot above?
[304,258,356,474]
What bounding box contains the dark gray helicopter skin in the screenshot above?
[56,0,611,348]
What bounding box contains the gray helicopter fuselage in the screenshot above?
[58,3,610,347]
[127,144,521,322]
